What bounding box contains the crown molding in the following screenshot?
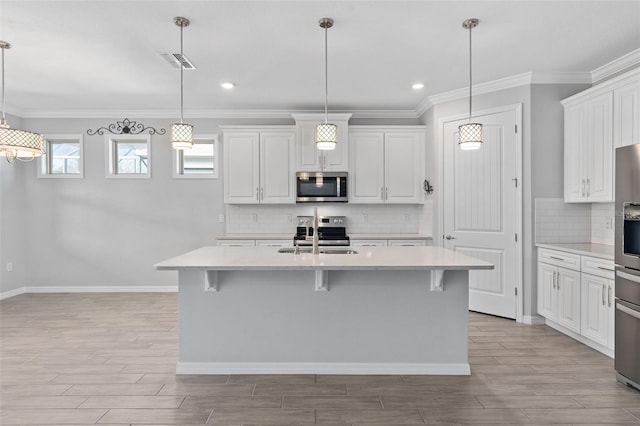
[530,72,592,84]
[427,73,533,106]
[414,97,433,118]
[14,108,419,120]
[591,48,640,83]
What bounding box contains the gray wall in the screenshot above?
[1,113,28,293]
[0,115,421,293]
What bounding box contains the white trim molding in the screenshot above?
[523,315,546,325]
[0,286,177,300]
[176,362,471,375]
[592,48,640,83]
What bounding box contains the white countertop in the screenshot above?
[217,233,432,240]
[155,246,492,271]
[536,243,614,260]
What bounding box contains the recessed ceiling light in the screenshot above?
[412,83,424,90]
[220,82,235,90]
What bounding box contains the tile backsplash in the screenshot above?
[535,198,614,245]
[225,204,426,234]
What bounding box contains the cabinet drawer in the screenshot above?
[388,239,427,246]
[351,239,387,247]
[256,240,291,247]
[581,256,615,279]
[538,248,581,271]
[217,240,255,247]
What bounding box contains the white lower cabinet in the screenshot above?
[351,239,430,247]
[351,239,387,247]
[537,261,581,333]
[255,240,291,247]
[218,239,290,247]
[537,247,615,356]
[387,240,428,246]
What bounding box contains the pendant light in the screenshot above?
[316,17,337,151]
[458,18,482,151]
[170,16,194,150]
[0,41,45,163]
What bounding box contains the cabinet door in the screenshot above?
[295,121,322,171]
[557,267,581,333]
[295,120,349,171]
[607,282,615,350]
[614,79,640,148]
[322,123,349,171]
[349,132,385,203]
[537,262,557,321]
[585,92,614,202]
[223,132,260,204]
[260,132,295,204]
[384,132,424,204]
[564,103,587,202]
[581,273,609,346]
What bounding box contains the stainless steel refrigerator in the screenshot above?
[614,144,640,390]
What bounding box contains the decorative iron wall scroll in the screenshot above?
[87,118,166,136]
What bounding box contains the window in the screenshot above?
[38,135,84,178]
[173,134,219,179]
[106,135,151,178]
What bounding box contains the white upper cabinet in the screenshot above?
[292,114,351,172]
[222,127,295,204]
[349,126,425,204]
[613,77,640,148]
[562,69,640,202]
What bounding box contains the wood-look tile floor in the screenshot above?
[1,293,639,425]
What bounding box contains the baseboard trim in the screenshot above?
[176,362,471,375]
[0,285,177,300]
[523,315,546,325]
[544,319,614,358]
[0,287,26,301]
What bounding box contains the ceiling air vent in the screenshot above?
[160,53,196,70]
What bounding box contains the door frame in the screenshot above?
[436,103,523,323]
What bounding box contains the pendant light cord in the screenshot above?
[1,46,6,124]
[323,24,329,124]
[180,24,184,124]
[468,24,472,123]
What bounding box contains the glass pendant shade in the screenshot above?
[0,123,45,159]
[316,122,337,150]
[170,122,194,150]
[458,122,483,150]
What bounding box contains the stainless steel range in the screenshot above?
[293,215,350,247]
[614,144,640,391]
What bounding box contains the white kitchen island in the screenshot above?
[155,245,492,375]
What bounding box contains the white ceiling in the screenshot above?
[1,0,639,117]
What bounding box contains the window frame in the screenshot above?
[172,134,219,179]
[105,134,151,179]
[37,134,84,179]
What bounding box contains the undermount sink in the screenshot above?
[277,247,358,255]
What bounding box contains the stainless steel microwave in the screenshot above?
[296,172,347,203]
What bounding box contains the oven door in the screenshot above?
[615,267,640,388]
[615,145,640,270]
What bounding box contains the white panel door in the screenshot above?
[586,92,613,202]
[384,132,424,204]
[443,107,520,319]
[581,273,609,346]
[556,267,581,333]
[223,132,260,204]
[260,132,295,204]
[349,132,385,203]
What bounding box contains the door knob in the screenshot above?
[445,235,455,240]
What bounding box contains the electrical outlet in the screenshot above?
[218,214,225,223]
[362,213,368,223]
[6,262,13,272]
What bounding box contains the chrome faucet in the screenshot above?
[305,208,320,255]
[312,208,319,255]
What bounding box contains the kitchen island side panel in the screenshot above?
[177,269,469,372]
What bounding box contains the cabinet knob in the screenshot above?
[445,235,455,240]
